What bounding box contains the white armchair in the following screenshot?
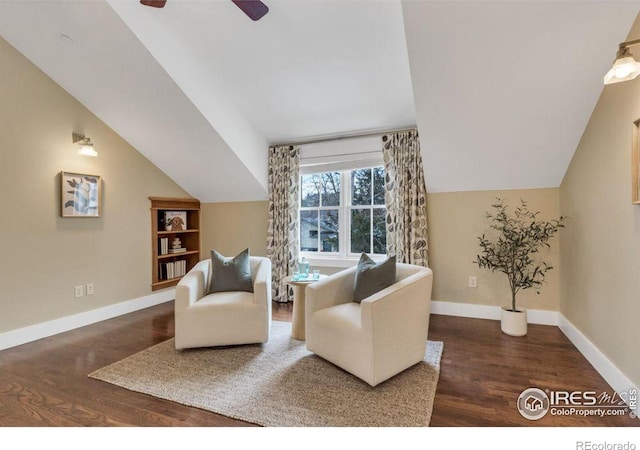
[174,257,272,349]
[305,263,433,387]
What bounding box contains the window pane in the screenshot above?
[320,210,339,252]
[351,169,372,206]
[373,208,387,254]
[350,209,371,254]
[373,167,385,205]
[321,172,341,207]
[301,174,320,207]
[300,210,318,251]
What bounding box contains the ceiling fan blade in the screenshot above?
[232,0,269,21]
[140,0,167,8]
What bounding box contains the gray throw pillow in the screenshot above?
[209,248,254,294]
[353,253,396,303]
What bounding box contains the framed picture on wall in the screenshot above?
[60,171,101,217]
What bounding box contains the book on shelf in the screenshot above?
[159,237,169,255]
[158,259,188,281]
[169,247,187,253]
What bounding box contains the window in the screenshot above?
[349,167,386,254]
[300,172,340,253]
[299,166,386,258]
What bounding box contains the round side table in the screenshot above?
[284,274,325,341]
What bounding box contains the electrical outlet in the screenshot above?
[86,284,94,295]
[74,285,84,298]
[468,276,477,288]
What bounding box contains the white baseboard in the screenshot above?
[0,289,175,351]
[558,313,639,412]
[430,300,559,326]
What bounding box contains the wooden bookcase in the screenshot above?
[150,197,201,291]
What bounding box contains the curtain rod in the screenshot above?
[271,126,418,147]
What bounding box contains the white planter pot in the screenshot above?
[501,307,527,336]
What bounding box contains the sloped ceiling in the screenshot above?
[0,0,267,202]
[0,1,638,200]
[403,1,639,193]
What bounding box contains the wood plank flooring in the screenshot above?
[0,301,636,426]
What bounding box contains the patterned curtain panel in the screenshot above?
[382,130,429,267]
[266,145,300,302]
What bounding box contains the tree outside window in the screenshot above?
[350,167,386,255]
[300,172,340,252]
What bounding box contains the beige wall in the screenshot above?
[559,19,640,387]
[428,188,561,311]
[201,188,562,311]
[201,201,269,258]
[0,38,189,333]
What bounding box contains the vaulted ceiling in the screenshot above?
[0,1,637,201]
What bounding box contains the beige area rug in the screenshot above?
[89,321,443,427]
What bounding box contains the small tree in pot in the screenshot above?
[474,198,564,336]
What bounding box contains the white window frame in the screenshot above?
[299,165,387,267]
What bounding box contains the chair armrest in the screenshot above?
[175,259,210,311]
[306,267,357,316]
[360,269,433,335]
[252,257,272,306]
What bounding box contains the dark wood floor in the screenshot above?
[0,301,636,427]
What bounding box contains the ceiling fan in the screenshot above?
[140,0,269,21]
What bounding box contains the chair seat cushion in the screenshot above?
[194,291,255,309]
[313,302,362,332]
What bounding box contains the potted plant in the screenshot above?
[474,198,564,336]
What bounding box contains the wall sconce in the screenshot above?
[73,132,97,157]
[604,39,640,85]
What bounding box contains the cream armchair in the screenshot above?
[305,263,433,387]
[174,257,272,349]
